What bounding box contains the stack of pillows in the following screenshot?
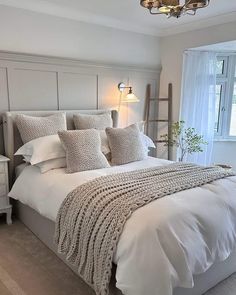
[15,112,156,174]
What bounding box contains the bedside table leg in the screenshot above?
[6,207,12,225]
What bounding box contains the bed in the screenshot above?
[3,110,236,295]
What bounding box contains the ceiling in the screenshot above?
[0,0,236,36]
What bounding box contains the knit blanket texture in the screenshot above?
[54,162,235,295]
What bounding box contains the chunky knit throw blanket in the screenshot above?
[54,163,235,295]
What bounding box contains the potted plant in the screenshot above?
[160,121,208,162]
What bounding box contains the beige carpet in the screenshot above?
[0,216,235,295]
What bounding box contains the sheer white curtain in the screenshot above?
[180,50,217,165]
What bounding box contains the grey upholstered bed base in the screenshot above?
[15,200,236,295]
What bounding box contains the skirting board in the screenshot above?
[15,200,236,295]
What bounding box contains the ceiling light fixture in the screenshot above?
[140,0,210,18]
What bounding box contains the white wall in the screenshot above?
[0,5,161,156]
[0,5,161,69]
[160,21,236,168]
[212,141,236,169]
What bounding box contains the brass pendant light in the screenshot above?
[140,0,210,18]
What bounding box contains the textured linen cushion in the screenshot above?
[16,113,67,143]
[100,130,155,157]
[58,129,110,173]
[15,135,65,165]
[73,112,112,130]
[106,124,146,165]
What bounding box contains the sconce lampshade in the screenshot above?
[118,82,140,103]
[122,92,140,103]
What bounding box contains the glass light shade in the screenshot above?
[140,0,160,8]
[122,93,140,103]
[185,0,208,9]
[159,6,172,13]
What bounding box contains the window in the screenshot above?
[230,82,236,136]
[215,55,236,140]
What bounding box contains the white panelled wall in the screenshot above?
[0,52,160,154]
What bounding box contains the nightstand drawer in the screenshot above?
[0,164,4,174]
[0,185,7,196]
[0,174,6,185]
[0,198,9,209]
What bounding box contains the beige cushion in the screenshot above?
[58,129,110,173]
[106,124,146,165]
[16,113,67,143]
[73,112,112,130]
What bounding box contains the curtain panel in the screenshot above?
[180,50,217,165]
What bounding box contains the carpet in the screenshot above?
[0,216,235,295]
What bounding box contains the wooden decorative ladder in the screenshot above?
[144,83,173,160]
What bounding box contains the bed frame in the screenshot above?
[3,110,236,295]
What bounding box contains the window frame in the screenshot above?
[215,54,236,141]
[216,56,228,78]
[214,81,226,137]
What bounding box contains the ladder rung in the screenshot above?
[149,98,169,101]
[153,140,168,143]
[158,98,169,101]
[148,119,169,123]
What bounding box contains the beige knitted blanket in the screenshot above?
[54,163,235,295]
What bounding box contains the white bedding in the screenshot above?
[9,157,236,295]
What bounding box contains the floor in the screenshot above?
[0,216,236,295]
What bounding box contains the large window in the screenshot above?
[215,55,236,140]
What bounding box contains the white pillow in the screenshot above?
[99,130,111,155]
[137,121,146,133]
[22,155,31,163]
[36,158,66,173]
[15,134,65,165]
[16,132,112,166]
[141,133,156,154]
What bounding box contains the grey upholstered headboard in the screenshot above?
[3,109,118,186]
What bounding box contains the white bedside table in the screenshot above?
[0,155,12,225]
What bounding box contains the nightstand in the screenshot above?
[0,155,12,225]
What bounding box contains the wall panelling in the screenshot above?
[0,52,161,154]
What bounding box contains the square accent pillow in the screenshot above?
[106,124,146,165]
[16,113,67,144]
[58,129,110,173]
[73,112,112,130]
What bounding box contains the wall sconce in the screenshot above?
[118,82,140,103]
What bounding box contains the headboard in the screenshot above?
[3,109,118,186]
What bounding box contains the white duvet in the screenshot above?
[9,157,236,295]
